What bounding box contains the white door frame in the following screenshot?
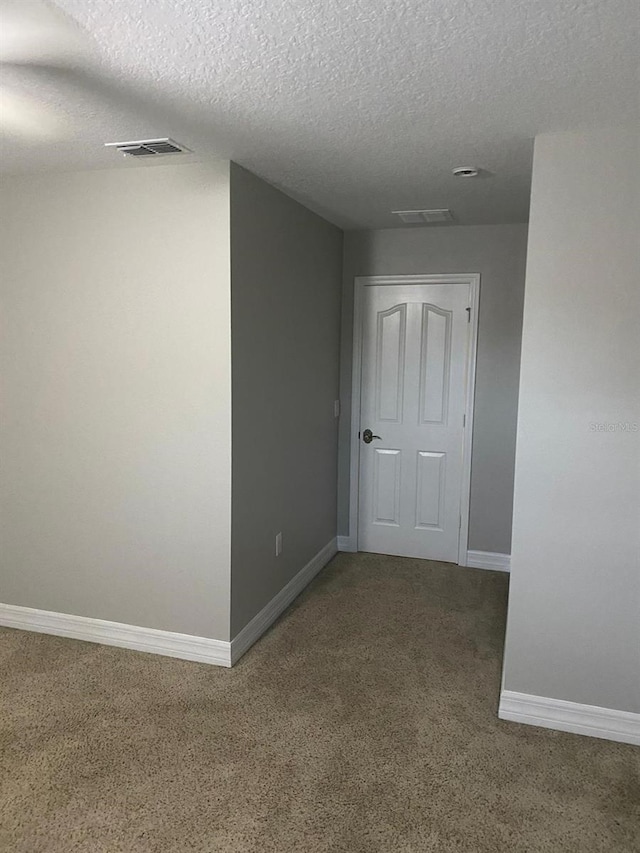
[348,274,480,566]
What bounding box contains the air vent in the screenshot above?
[104,138,191,157]
[392,209,455,225]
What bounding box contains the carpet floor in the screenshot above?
[1,552,638,852]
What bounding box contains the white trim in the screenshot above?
[348,274,480,567]
[466,550,511,572]
[348,276,365,551]
[0,604,232,667]
[337,535,357,552]
[0,539,338,670]
[230,538,337,664]
[499,690,640,746]
[457,276,480,565]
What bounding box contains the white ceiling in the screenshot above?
[1,0,638,229]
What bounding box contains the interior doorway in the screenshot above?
[348,274,479,564]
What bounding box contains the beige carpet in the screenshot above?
[1,553,638,853]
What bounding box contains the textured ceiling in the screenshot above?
[1,0,638,228]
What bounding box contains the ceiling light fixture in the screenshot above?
[452,166,480,178]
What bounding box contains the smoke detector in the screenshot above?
[452,166,479,178]
[392,209,455,225]
[105,138,191,157]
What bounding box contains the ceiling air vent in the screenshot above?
[104,138,191,157]
[392,209,455,225]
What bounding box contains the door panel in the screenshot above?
[419,305,451,425]
[372,448,401,525]
[415,451,446,529]
[358,282,471,562]
[375,305,406,422]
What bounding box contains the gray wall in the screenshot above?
[339,225,528,554]
[0,163,233,640]
[502,127,640,713]
[230,164,343,636]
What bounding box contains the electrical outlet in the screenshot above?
[275,532,283,557]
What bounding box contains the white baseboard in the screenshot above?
[0,539,339,670]
[337,535,357,552]
[0,603,232,667]
[466,550,510,572]
[231,537,337,664]
[337,540,509,571]
[499,690,640,746]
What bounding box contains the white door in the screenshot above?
[357,278,476,562]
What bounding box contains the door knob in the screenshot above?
[362,428,382,444]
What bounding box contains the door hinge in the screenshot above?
[466,306,471,323]
[459,515,462,530]
[463,414,466,428]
